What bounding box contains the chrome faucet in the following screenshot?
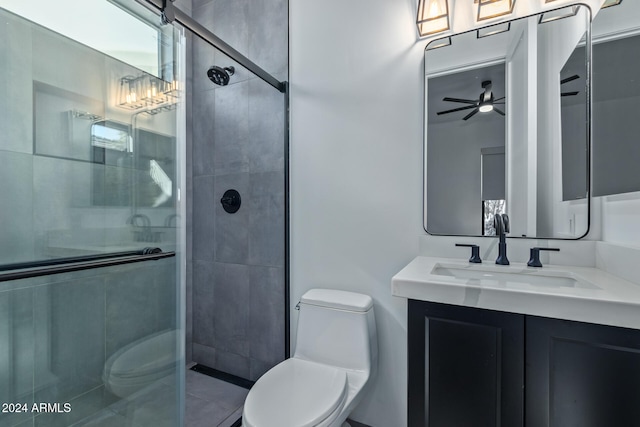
[494,213,510,265]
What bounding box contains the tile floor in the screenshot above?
[184,369,248,427]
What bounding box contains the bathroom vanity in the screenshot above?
[393,256,640,427]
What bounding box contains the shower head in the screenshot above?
[207,66,235,86]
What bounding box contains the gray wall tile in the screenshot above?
[105,265,160,358]
[249,266,285,366]
[0,151,34,264]
[213,82,250,175]
[248,78,286,173]
[248,0,289,76]
[0,11,33,155]
[214,174,249,264]
[191,0,213,13]
[192,175,216,262]
[192,65,216,176]
[34,277,106,404]
[213,263,250,355]
[0,288,34,427]
[248,172,285,267]
[186,261,194,363]
[212,0,249,56]
[250,358,276,382]
[193,343,218,367]
[214,348,250,379]
[193,261,215,347]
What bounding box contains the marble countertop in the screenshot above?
[392,256,640,330]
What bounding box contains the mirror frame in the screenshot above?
[422,3,593,240]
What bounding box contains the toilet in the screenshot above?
[103,329,178,398]
[242,289,378,427]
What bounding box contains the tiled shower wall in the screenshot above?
[186,0,288,380]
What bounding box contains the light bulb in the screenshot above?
[428,0,443,18]
[479,104,494,113]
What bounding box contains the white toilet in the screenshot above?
[242,289,378,427]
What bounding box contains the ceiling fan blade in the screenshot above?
[494,101,505,104]
[443,97,477,104]
[493,107,505,116]
[561,91,579,97]
[561,75,580,85]
[436,105,477,115]
[463,109,479,121]
[495,96,505,102]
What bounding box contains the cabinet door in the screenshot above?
[527,316,640,427]
[408,300,524,427]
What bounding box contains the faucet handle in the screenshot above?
[455,244,482,264]
[501,214,510,233]
[527,247,560,268]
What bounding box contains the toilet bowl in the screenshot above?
[103,329,177,398]
[243,289,378,427]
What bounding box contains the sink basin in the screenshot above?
[431,264,599,289]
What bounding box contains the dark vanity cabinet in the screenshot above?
[526,317,640,427]
[408,300,524,427]
[408,299,640,427]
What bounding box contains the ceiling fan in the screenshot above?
[561,74,580,97]
[436,80,505,121]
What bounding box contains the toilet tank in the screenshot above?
[294,289,378,374]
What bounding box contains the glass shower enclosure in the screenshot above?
[0,1,186,426]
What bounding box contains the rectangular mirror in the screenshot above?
[424,4,591,239]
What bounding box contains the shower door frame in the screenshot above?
[135,0,292,358]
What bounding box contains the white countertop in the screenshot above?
[392,256,640,330]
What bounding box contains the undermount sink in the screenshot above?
[431,263,599,289]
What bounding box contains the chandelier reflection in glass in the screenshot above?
[118,74,180,110]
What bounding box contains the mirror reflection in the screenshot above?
[591,1,640,198]
[424,4,590,239]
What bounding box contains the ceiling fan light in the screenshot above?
[479,104,494,113]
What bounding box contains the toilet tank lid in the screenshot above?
[300,289,373,312]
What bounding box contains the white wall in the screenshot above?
[290,1,604,425]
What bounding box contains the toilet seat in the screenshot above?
[243,358,348,427]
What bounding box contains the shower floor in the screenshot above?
[185,368,248,427]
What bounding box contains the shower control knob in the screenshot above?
[220,189,241,213]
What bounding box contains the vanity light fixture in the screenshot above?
[475,0,515,22]
[417,0,450,36]
[538,5,578,24]
[601,0,622,7]
[426,36,452,50]
[477,22,510,38]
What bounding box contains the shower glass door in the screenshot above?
[0,1,186,426]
